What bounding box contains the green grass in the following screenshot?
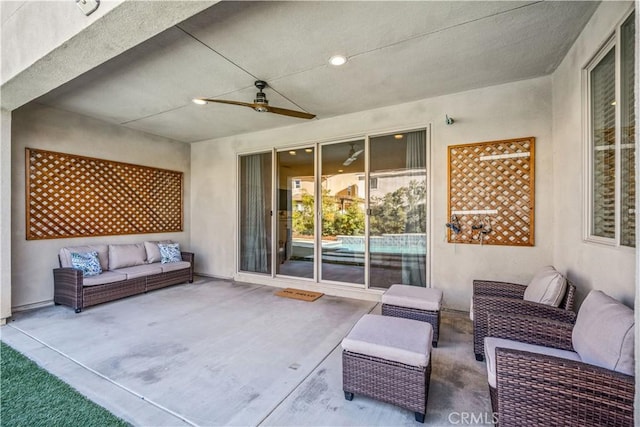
[1,341,129,426]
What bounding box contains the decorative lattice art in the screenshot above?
[26,148,183,240]
[447,137,535,246]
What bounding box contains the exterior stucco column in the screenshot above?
[0,109,11,324]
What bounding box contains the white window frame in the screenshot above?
[583,9,635,248]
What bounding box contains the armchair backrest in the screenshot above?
[572,290,635,376]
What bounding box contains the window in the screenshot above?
[293,179,301,189]
[586,11,635,247]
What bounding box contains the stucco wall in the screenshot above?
[191,76,553,311]
[552,1,635,308]
[10,103,191,310]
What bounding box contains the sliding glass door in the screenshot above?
[238,128,427,288]
[276,147,315,279]
[320,141,366,284]
[369,130,427,289]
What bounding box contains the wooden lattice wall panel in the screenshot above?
[447,137,535,246]
[26,148,183,240]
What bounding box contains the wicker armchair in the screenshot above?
[485,291,635,427]
[472,275,576,361]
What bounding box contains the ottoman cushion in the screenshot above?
[342,314,432,367]
[382,285,443,311]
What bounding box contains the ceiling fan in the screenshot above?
[192,80,316,120]
[343,144,364,166]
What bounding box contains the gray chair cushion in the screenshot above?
[341,314,432,367]
[484,337,581,388]
[108,244,147,270]
[572,290,635,376]
[523,265,567,307]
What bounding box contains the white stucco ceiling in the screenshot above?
[34,1,599,143]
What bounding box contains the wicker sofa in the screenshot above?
[53,241,194,313]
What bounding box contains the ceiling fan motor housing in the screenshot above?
[254,80,269,111]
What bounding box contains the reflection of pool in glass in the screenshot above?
[291,234,426,259]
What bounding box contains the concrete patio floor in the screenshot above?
[1,277,490,426]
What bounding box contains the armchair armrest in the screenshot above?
[473,280,526,299]
[496,348,634,426]
[487,312,574,350]
[473,295,576,358]
[53,267,83,312]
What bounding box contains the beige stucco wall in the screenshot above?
[191,76,554,311]
[551,1,636,308]
[10,103,191,310]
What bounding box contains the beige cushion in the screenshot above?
[523,266,566,306]
[82,271,127,287]
[160,261,190,273]
[382,285,443,311]
[112,264,163,280]
[341,314,432,367]
[108,244,147,270]
[572,290,635,376]
[60,245,109,271]
[484,337,581,388]
[144,240,173,264]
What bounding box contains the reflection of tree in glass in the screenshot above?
[370,180,426,235]
[292,189,365,238]
[293,181,425,238]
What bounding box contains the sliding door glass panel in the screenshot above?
[276,147,315,278]
[369,130,427,289]
[320,141,365,284]
[239,152,272,274]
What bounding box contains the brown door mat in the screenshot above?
[275,288,324,302]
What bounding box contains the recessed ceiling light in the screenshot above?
[305,148,313,153]
[192,98,207,105]
[329,55,348,66]
[338,169,344,173]
[289,150,297,155]
[394,134,404,140]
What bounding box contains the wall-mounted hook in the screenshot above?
[446,114,455,125]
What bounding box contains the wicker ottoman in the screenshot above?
[342,314,433,423]
[382,285,443,347]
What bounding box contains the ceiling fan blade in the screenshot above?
[266,106,316,120]
[353,149,364,158]
[343,157,355,166]
[198,99,256,109]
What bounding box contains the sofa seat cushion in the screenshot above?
[83,271,128,287]
[341,314,432,367]
[60,245,109,271]
[160,261,191,273]
[523,265,567,307]
[382,285,443,311]
[572,290,635,376]
[109,244,147,270]
[484,337,581,388]
[112,264,163,280]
